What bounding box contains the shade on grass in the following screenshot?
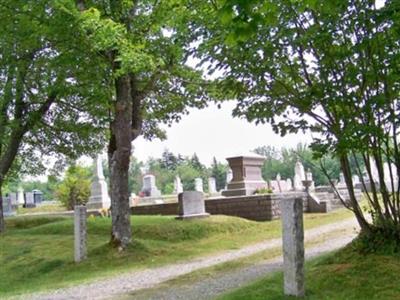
[218,244,400,300]
[0,209,353,297]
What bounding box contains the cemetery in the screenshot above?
[1,1,400,299]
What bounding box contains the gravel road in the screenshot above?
[19,218,360,300]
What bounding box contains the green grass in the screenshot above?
[0,209,353,297]
[218,244,400,300]
[17,202,66,214]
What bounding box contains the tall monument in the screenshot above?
[87,155,111,210]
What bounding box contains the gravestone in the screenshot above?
[226,168,233,187]
[173,176,183,194]
[87,155,111,210]
[293,161,306,191]
[195,178,204,193]
[208,177,217,194]
[74,205,87,262]
[352,175,360,185]
[141,174,161,197]
[338,172,346,187]
[281,197,305,297]
[286,178,293,191]
[17,187,24,205]
[369,156,379,183]
[2,196,16,216]
[24,192,36,208]
[33,190,43,204]
[9,193,18,208]
[177,191,209,219]
[222,154,266,196]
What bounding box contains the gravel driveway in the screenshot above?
[19,218,360,300]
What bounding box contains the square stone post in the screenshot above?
[74,205,87,262]
[280,197,305,297]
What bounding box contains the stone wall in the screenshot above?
[132,192,308,221]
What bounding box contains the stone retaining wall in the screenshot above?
[132,192,308,221]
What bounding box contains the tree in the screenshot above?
[56,164,91,210]
[210,157,227,191]
[73,0,214,249]
[0,1,108,232]
[196,0,400,244]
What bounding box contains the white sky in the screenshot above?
[132,101,311,166]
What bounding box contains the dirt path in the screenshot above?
[21,218,360,300]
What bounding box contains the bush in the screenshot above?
[253,187,273,195]
[353,225,400,255]
[56,165,91,210]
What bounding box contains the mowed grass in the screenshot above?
[218,244,400,300]
[0,209,353,297]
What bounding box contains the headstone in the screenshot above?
[74,205,87,262]
[281,197,305,297]
[222,154,266,196]
[295,161,306,181]
[141,174,161,197]
[294,161,305,191]
[17,187,24,205]
[352,175,360,186]
[173,176,183,194]
[194,178,204,193]
[293,174,303,191]
[9,193,18,207]
[305,170,315,191]
[177,191,209,219]
[2,196,16,216]
[338,172,346,187]
[87,155,111,210]
[208,177,217,194]
[286,178,293,191]
[33,190,43,204]
[24,192,36,208]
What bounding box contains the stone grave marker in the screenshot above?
[194,178,203,193]
[280,196,305,297]
[141,174,161,197]
[87,155,111,209]
[74,205,87,262]
[24,192,36,208]
[177,191,209,219]
[208,177,217,194]
[2,195,16,216]
[174,176,183,194]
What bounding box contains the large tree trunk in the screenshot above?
[0,181,4,233]
[109,75,133,250]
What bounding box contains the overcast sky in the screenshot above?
[132,101,311,166]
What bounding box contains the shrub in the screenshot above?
[56,165,91,210]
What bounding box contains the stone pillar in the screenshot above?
[74,205,87,262]
[87,155,111,209]
[174,176,183,194]
[280,197,305,297]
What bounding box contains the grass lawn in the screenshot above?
[17,202,66,215]
[0,209,353,297]
[218,244,400,300]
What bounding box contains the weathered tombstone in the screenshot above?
[280,197,305,297]
[173,175,183,194]
[2,195,16,216]
[286,178,293,191]
[87,155,111,209]
[208,177,217,194]
[74,205,87,262]
[9,193,18,207]
[24,192,36,208]
[177,191,209,219]
[33,190,43,204]
[352,175,360,186]
[194,177,204,193]
[141,174,161,197]
[222,154,266,196]
[17,187,24,206]
[293,161,306,191]
[338,172,346,187]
